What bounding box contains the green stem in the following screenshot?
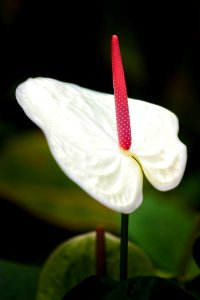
[120,213,129,281]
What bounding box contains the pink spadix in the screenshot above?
[111,35,132,150]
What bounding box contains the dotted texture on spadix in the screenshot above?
[111,35,132,150]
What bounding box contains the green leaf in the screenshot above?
[129,192,199,277]
[36,232,155,300]
[0,259,41,300]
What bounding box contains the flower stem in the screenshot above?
[96,225,106,276]
[120,213,129,280]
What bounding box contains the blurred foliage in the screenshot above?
[0,132,199,278]
[132,193,199,277]
[0,259,41,300]
[36,232,155,300]
[0,0,200,299]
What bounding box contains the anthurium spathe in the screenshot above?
[15,37,187,214]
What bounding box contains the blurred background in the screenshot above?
[0,0,200,284]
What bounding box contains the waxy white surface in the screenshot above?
[16,78,187,213]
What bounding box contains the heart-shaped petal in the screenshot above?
[128,100,187,191]
[16,78,143,213]
[16,77,186,213]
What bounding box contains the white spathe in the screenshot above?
[16,77,187,213]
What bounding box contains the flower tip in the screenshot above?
[112,34,118,42]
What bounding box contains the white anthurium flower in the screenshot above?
[15,36,187,214]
